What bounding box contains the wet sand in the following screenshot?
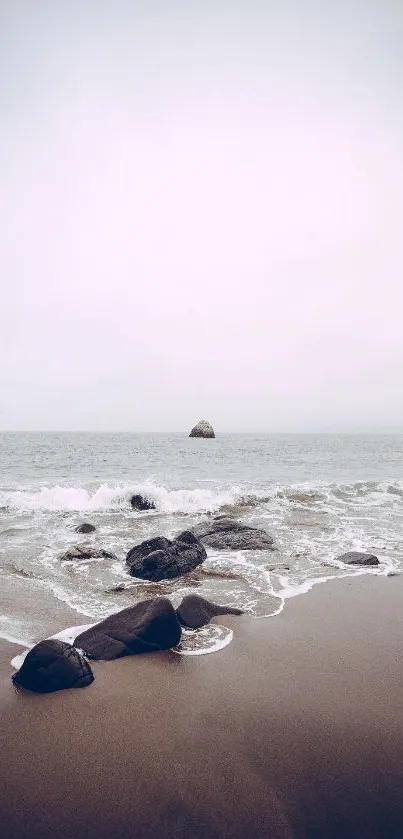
[1,574,403,838]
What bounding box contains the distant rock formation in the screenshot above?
[75,522,96,534]
[337,551,379,566]
[130,494,156,511]
[189,420,215,438]
[126,531,207,581]
[191,515,274,551]
[60,546,117,561]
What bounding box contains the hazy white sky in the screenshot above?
[1,0,402,431]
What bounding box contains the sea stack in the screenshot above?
[189,419,215,438]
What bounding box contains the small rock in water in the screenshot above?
[75,522,96,534]
[336,551,380,567]
[189,420,215,438]
[60,546,117,561]
[130,494,156,511]
[191,515,274,551]
[387,570,401,577]
[176,594,243,629]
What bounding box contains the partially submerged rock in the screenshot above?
[189,420,215,438]
[74,594,242,660]
[60,546,117,562]
[74,598,182,659]
[75,522,96,534]
[126,531,207,581]
[192,516,274,551]
[176,594,243,629]
[12,639,94,693]
[130,494,156,511]
[337,551,380,567]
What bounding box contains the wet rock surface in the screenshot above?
[192,515,274,551]
[60,546,117,561]
[130,494,156,511]
[12,639,94,693]
[74,597,182,660]
[337,551,380,566]
[176,594,243,629]
[126,530,207,581]
[75,522,96,534]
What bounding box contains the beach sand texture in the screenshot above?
[1,575,403,838]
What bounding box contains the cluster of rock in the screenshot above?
[69,501,381,579]
[123,515,275,581]
[12,594,243,693]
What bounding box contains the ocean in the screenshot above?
[1,432,402,648]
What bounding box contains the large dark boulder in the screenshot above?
[74,598,182,660]
[60,546,117,561]
[176,594,243,629]
[75,522,96,534]
[12,639,94,693]
[130,494,156,511]
[337,551,380,566]
[192,516,274,551]
[126,531,207,581]
[189,420,215,438]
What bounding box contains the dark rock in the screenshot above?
[75,522,96,534]
[126,531,207,581]
[12,639,94,693]
[130,494,156,511]
[189,420,215,438]
[176,594,243,629]
[337,551,380,567]
[60,546,117,561]
[74,597,182,660]
[192,516,274,551]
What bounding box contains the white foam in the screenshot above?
[2,482,241,515]
[277,565,387,601]
[172,624,233,655]
[1,630,32,647]
[11,620,234,669]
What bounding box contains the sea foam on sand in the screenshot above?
[11,622,234,670]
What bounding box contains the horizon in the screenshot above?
[1,426,402,435]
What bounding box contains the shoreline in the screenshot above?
[2,563,395,651]
[1,574,403,838]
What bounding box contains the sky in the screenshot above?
[1,0,402,432]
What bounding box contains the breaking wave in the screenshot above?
[0,482,243,515]
[1,478,402,516]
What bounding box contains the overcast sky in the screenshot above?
[1,0,402,432]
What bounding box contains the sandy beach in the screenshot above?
[1,574,403,838]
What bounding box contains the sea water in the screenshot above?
[1,431,402,647]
